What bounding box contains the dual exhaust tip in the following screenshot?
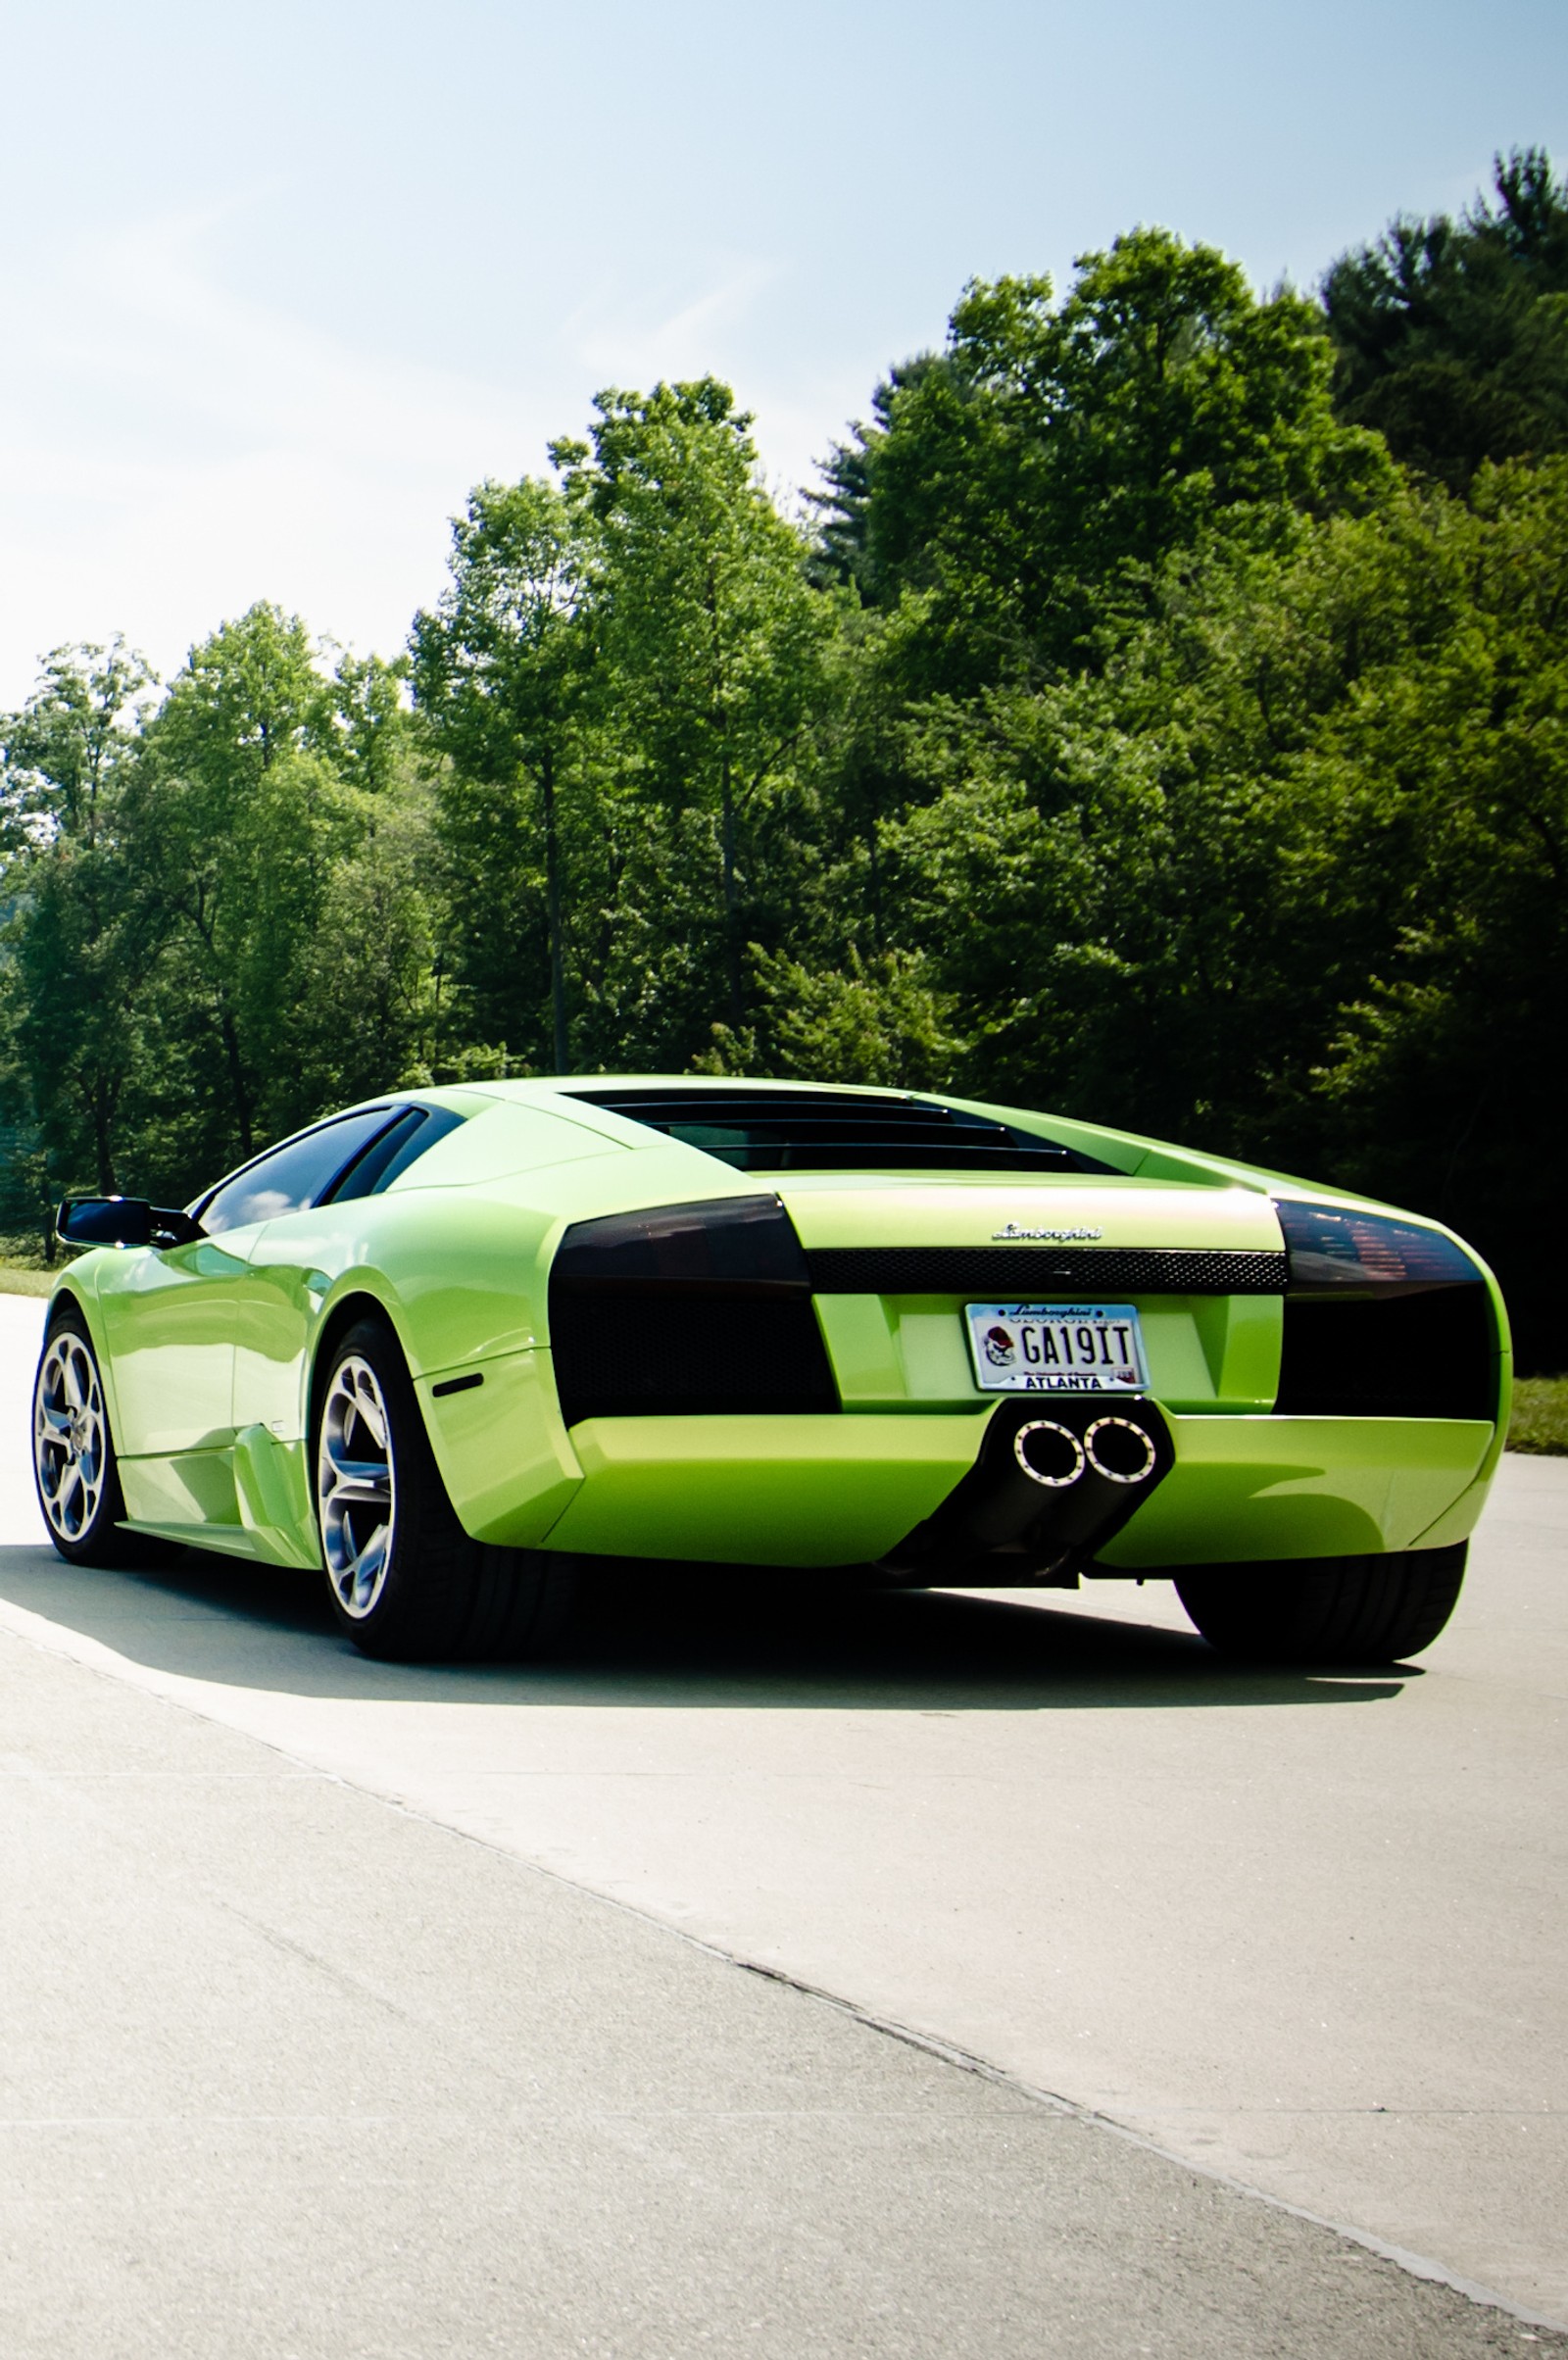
[1012,1414,1157,1490]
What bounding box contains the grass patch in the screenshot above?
[1508,1375,1568,1455]
[0,1264,58,1298]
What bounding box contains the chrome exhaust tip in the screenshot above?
[1083,1415,1157,1485]
[1012,1420,1087,1488]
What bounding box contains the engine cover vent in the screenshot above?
[564,1086,1118,1175]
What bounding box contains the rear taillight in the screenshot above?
[1273,1201,1480,1294]
[551,1194,811,1293]
[548,1196,831,1424]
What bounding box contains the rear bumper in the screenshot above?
[1093,1412,1496,1567]
[425,1350,1499,1564]
[538,1411,991,1565]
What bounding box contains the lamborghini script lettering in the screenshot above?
[991,1223,1104,1242]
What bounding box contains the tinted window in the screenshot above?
[200,1109,396,1235]
[327,1104,466,1202]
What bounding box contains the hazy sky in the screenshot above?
[1,0,1563,703]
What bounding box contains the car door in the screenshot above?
[91,1231,253,1461]
[230,1104,466,1442]
[96,1108,399,1470]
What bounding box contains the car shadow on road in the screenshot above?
[0,1543,1416,1711]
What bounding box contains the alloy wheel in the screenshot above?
[318,1354,397,1618]
[34,1331,108,1546]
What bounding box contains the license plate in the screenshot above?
[964,1303,1150,1394]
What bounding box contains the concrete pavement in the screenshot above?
[1,1290,1563,2344]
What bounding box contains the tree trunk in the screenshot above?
[219,1004,254,1155]
[720,757,743,1034]
[541,747,569,1072]
[89,1090,117,1197]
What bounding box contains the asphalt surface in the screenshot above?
[1,1292,1564,2354]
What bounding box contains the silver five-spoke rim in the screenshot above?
[34,1332,108,1545]
[318,1355,396,1619]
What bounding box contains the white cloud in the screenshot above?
[0,205,551,701]
[0,209,831,707]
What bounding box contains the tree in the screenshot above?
[411,479,590,1072]
[138,603,334,1158]
[810,232,1388,692]
[1324,147,1568,489]
[0,643,164,1192]
[1308,460,1568,1362]
[128,603,433,1180]
[556,380,833,1037]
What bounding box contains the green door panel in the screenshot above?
[93,1238,252,1456]
[1097,1413,1495,1566]
[540,1410,993,1566]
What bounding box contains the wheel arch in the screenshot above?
[306,1288,407,1454]
[44,1284,90,1334]
[39,1284,130,1449]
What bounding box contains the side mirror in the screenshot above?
[57,1198,206,1251]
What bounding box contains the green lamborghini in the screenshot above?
[34,1078,1509,1665]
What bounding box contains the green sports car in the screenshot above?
[34,1078,1509,1666]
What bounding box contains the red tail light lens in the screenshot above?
[1274,1201,1480,1293]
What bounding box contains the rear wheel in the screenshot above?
[32,1304,152,1568]
[1176,1543,1468,1666]
[314,1317,574,1661]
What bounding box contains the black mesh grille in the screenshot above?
[1276,1290,1497,1420]
[808,1247,1290,1297]
[564,1086,1117,1174]
[551,1291,838,1426]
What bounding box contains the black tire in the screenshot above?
[32,1302,155,1569]
[1176,1543,1468,1666]
[313,1316,575,1662]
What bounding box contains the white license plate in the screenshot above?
[964,1303,1150,1394]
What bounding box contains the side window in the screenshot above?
[200,1109,397,1235]
[327,1105,466,1203]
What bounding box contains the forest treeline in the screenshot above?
[3,151,1566,1358]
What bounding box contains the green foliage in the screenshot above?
[557,380,835,1035]
[411,476,588,1071]
[1325,148,1568,488]
[0,642,163,1192]
[813,230,1388,688]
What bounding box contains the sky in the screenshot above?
[1,0,1564,705]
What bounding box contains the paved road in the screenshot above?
[1,1292,1563,2351]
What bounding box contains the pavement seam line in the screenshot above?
[2,1594,1564,2339]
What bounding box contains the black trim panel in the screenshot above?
[808,1247,1290,1297]
[1276,1289,1496,1420]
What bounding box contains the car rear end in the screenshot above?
[514,1085,1508,1579]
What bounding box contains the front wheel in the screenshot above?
[1176,1543,1468,1666]
[314,1318,574,1661]
[32,1305,151,1568]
